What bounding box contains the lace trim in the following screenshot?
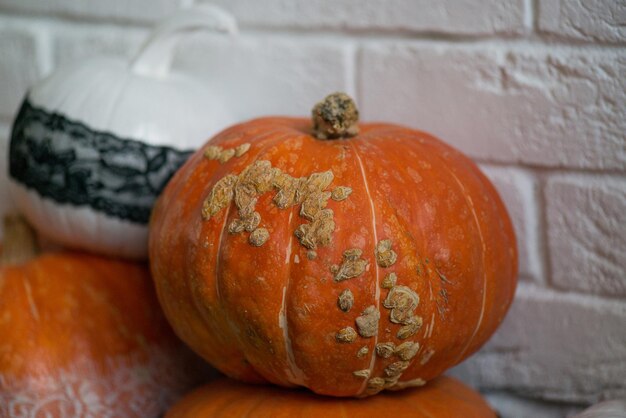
[0,345,204,418]
[9,99,194,224]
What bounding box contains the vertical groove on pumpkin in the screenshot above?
[196,129,289,382]
[279,204,307,387]
[427,152,488,365]
[1,215,39,267]
[348,141,382,396]
[213,203,231,304]
[354,137,434,385]
[213,131,295,384]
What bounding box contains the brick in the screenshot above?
[172,34,352,121]
[0,0,184,24]
[546,175,626,296]
[202,0,525,35]
[0,27,40,119]
[450,284,626,403]
[52,23,147,68]
[359,43,626,170]
[480,166,542,282]
[0,123,17,240]
[483,391,584,418]
[538,0,626,44]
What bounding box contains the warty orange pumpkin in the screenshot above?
[149,93,518,397]
[0,216,205,417]
[165,375,496,417]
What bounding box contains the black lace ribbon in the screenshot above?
[9,99,194,224]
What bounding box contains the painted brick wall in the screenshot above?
[0,1,624,416]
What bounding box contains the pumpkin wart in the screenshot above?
[202,159,351,249]
[375,342,395,359]
[337,289,354,312]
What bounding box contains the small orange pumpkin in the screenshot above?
[149,93,517,397]
[0,216,205,417]
[166,376,496,418]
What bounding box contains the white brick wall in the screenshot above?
[0,26,41,119]
[538,0,626,43]
[481,166,543,283]
[53,22,147,68]
[0,1,624,416]
[172,34,353,119]
[359,42,625,170]
[200,0,526,35]
[451,283,626,403]
[546,174,626,296]
[0,0,187,24]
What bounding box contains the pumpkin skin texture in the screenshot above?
[166,376,496,418]
[149,94,518,397]
[0,235,206,417]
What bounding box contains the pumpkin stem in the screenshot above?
[311,92,359,140]
[1,215,39,267]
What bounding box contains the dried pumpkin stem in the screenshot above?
[311,92,359,140]
[1,215,39,266]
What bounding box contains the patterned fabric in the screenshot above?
[0,346,201,418]
[9,99,194,224]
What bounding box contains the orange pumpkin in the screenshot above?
[0,216,206,417]
[149,93,517,397]
[166,376,496,417]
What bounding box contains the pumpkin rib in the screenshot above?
[364,135,434,383]
[280,132,357,391]
[212,200,232,304]
[407,398,438,418]
[237,388,263,418]
[402,131,510,365]
[239,387,268,418]
[273,131,319,387]
[381,131,492,349]
[188,126,291,382]
[352,129,429,388]
[436,378,484,407]
[193,382,244,417]
[211,126,293,303]
[402,132,491,369]
[356,192,425,381]
[338,403,349,418]
[213,382,258,417]
[433,159,488,363]
[280,191,302,386]
[157,155,230,374]
[257,131,323,388]
[349,135,433,380]
[280,136,379,396]
[407,390,452,418]
[433,378,495,418]
[354,132,489,382]
[197,128,294,382]
[349,139,382,396]
[215,131,308,387]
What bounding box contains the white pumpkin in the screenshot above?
[8,5,237,259]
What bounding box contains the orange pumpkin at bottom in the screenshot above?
[166,376,496,418]
[0,216,207,417]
